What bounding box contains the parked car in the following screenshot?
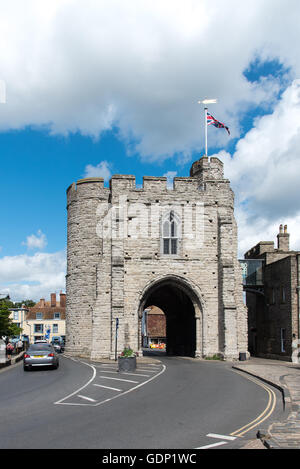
[51,337,64,353]
[23,343,59,371]
[52,342,63,353]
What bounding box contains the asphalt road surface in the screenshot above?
[0,354,284,450]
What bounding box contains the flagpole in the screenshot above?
[198,98,218,161]
[204,107,208,158]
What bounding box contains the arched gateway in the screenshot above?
[138,275,203,357]
[65,157,248,361]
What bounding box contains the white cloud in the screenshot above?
[213,79,300,256]
[22,229,47,250]
[0,251,66,302]
[0,0,299,160]
[83,160,112,181]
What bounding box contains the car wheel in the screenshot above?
[23,365,28,371]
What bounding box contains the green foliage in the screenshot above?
[120,347,136,358]
[0,299,23,338]
[205,354,223,361]
[13,299,36,308]
[0,301,13,337]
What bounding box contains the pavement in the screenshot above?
[233,357,300,449]
[0,351,24,370]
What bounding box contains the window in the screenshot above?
[53,324,58,333]
[34,324,44,334]
[280,328,286,353]
[162,210,180,255]
[54,312,60,320]
[280,286,286,303]
[13,311,19,321]
[36,312,43,320]
[269,288,276,305]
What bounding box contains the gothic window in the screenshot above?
[162,210,180,255]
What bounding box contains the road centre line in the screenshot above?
[93,384,123,392]
[99,375,139,383]
[230,370,277,437]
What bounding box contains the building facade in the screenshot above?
[10,293,66,343]
[143,305,166,347]
[65,156,247,360]
[244,225,300,360]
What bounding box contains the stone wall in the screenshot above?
[65,157,247,360]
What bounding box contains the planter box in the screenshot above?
[118,356,136,372]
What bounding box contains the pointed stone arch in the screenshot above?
[137,275,205,357]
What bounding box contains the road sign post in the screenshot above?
[115,318,119,361]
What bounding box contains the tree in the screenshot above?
[13,299,36,308]
[0,300,22,338]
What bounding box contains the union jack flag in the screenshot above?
[207,112,230,135]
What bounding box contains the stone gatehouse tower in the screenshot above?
[65,156,247,360]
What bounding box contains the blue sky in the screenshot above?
[0,0,300,301]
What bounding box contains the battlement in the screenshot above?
[67,177,109,205]
[67,156,228,205]
[190,156,224,181]
[110,175,136,192]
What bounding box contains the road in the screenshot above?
[0,353,284,450]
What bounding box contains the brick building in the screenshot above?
[144,306,166,347]
[65,156,247,360]
[244,225,300,360]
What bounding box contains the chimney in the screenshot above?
[51,293,56,307]
[60,292,66,307]
[277,224,290,251]
[40,298,45,308]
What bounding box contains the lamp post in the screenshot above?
[26,321,32,344]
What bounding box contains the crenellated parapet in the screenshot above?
[190,156,225,181]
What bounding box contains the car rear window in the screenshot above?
[28,344,53,351]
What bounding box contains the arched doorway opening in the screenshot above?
[139,277,202,357]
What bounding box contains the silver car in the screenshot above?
[23,343,59,371]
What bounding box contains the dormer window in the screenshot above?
[162,210,180,255]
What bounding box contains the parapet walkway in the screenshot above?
[234,357,300,449]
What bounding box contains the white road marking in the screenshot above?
[137,368,158,373]
[99,375,139,383]
[77,395,97,403]
[55,357,166,407]
[195,441,228,449]
[93,384,122,392]
[94,369,150,377]
[54,361,97,405]
[122,372,150,377]
[207,433,237,441]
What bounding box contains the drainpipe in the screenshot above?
[297,254,300,341]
